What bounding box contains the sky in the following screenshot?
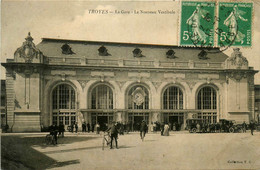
[1,0,260,83]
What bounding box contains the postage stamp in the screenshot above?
[180,1,215,47]
[217,2,253,47]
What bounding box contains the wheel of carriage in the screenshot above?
[229,127,234,133]
[192,128,197,133]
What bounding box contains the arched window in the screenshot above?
[128,85,149,110]
[163,86,183,110]
[162,86,184,130]
[91,85,113,109]
[197,86,217,123]
[197,87,216,110]
[52,84,76,126]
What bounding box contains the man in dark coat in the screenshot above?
[91,123,95,133]
[160,123,164,136]
[126,122,130,134]
[75,122,78,133]
[242,121,247,133]
[82,121,86,132]
[140,120,148,139]
[53,124,58,144]
[249,120,255,135]
[87,122,90,133]
[50,124,58,144]
[107,122,119,149]
[58,123,65,137]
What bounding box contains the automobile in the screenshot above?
[219,119,242,133]
[186,118,204,133]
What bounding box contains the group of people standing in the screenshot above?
[48,123,65,145]
[81,121,91,133]
[69,122,78,133]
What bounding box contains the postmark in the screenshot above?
[218,2,253,47]
[180,1,215,47]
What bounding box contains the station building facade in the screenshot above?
[1,33,258,132]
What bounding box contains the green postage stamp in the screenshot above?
[180,1,215,47]
[180,1,253,48]
[218,2,253,47]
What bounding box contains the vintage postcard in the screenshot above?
[1,0,260,170]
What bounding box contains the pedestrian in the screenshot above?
[75,122,78,133]
[91,123,95,133]
[82,121,86,132]
[120,123,124,135]
[49,123,58,145]
[156,121,160,132]
[96,123,100,134]
[173,123,176,131]
[58,122,65,137]
[176,122,179,131]
[87,122,90,133]
[49,124,55,144]
[153,122,156,133]
[140,120,148,139]
[163,123,170,136]
[169,122,172,131]
[249,120,255,135]
[53,123,58,144]
[242,121,247,133]
[202,123,206,133]
[71,123,74,133]
[150,122,154,132]
[196,123,201,133]
[160,123,164,136]
[206,123,210,133]
[126,122,130,134]
[107,122,119,149]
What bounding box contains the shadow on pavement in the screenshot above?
[117,145,134,149]
[43,145,103,154]
[1,135,97,170]
[48,159,80,168]
[39,136,99,149]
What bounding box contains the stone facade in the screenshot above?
[1,33,258,132]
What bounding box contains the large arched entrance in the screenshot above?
[127,85,149,131]
[162,86,184,131]
[90,84,113,131]
[197,86,217,123]
[51,84,76,130]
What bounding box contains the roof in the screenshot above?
[36,38,229,63]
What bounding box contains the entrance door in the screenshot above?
[97,116,108,131]
[169,116,178,124]
[128,113,149,131]
[169,116,178,131]
[133,116,143,131]
[91,113,113,131]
